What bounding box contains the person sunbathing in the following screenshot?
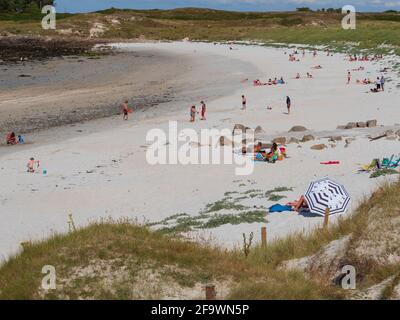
[286,195,309,212]
[268,79,273,85]
[312,65,323,69]
[266,143,280,163]
[295,73,301,79]
[6,132,17,145]
[307,72,313,79]
[278,77,285,84]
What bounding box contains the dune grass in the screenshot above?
[0,9,399,55]
[2,179,400,299]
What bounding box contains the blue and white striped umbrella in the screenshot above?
[305,178,351,216]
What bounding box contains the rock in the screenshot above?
[352,277,395,300]
[386,135,398,141]
[254,126,264,134]
[301,135,315,142]
[289,125,307,132]
[396,130,400,137]
[357,122,366,128]
[288,137,300,144]
[219,136,232,146]
[329,136,343,142]
[337,125,346,130]
[272,137,286,145]
[345,122,357,129]
[366,120,378,128]
[233,124,246,133]
[261,143,272,149]
[385,130,394,136]
[311,144,327,150]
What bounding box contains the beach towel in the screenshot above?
[321,161,340,165]
[269,204,293,213]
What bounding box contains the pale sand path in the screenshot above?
[0,42,399,261]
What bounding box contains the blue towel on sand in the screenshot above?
[269,204,293,213]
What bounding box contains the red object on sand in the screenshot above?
[320,161,340,165]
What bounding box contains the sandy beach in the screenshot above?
[1,41,399,262]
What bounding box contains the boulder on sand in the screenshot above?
[344,122,357,129]
[301,135,315,142]
[254,126,264,134]
[288,137,300,144]
[311,144,327,150]
[357,122,366,128]
[272,137,286,145]
[329,136,343,142]
[219,136,232,146]
[289,125,307,132]
[366,120,378,128]
[233,124,246,134]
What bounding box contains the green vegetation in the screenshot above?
[0,8,399,55]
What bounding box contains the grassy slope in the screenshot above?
[0,9,399,54]
[1,179,400,300]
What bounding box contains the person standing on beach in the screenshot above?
[122,100,130,121]
[380,75,385,91]
[200,101,206,120]
[347,71,351,84]
[190,105,196,122]
[286,96,291,115]
[376,77,381,91]
[241,95,247,110]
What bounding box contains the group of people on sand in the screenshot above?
[6,132,24,145]
[253,77,285,86]
[295,72,313,79]
[246,142,287,163]
[349,54,383,62]
[190,101,207,122]
[288,54,300,62]
[371,76,385,92]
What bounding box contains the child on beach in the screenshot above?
[286,96,291,115]
[190,105,196,122]
[27,157,39,173]
[122,100,130,121]
[241,95,247,110]
[200,101,206,120]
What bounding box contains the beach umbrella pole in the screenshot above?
[323,208,330,229]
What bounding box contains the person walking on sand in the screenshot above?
[286,96,291,115]
[190,105,196,122]
[380,75,385,91]
[347,71,351,84]
[122,100,130,121]
[241,95,247,110]
[200,101,206,120]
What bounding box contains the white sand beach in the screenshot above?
[1,41,399,261]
